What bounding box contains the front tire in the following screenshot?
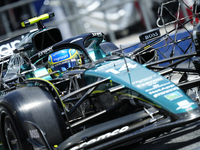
[0,86,68,150]
[3,111,22,150]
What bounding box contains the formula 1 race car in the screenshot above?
[1,0,200,150]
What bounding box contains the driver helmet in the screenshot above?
[48,49,82,72]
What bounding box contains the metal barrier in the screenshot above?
[0,0,154,42]
[0,0,36,39]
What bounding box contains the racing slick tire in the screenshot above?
[0,86,68,150]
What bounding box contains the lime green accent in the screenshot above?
[52,73,61,77]
[47,68,61,77]
[117,92,161,108]
[114,95,118,101]
[91,90,105,94]
[144,45,150,49]
[21,13,50,27]
[28,78,65,107]
[29,14,49,25]
[21,22,26,27]
[54,145,58,148]
[48,68,53,73]
[48,55,53,65]
[109,80,113,86]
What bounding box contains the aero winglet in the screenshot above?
[24,121,52,150]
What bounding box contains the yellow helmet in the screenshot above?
[48,49,82,72]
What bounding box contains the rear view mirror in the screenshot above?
[32,27,62,51]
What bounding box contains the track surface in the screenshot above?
[115,120,200,150]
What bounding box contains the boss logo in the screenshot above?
[139,28,160,43]
[145,32,159,40]
[29,129,40,139]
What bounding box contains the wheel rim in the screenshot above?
[4,116,20,150]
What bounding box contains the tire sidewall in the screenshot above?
[0,105,32,150]
[0,86,68,149]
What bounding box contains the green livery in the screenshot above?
[85,58,198,114]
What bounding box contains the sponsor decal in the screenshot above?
[0,35,24,58]
[54,59,76,67]
[53,54,69,62]
[145,82,171,92]
[164,91,183,101]
[119,64,137,71]
[144,32,159,40]
[176,100,195,110]
[149,84,175,95]
[105,68,120,74]
[92,32,102,37]
[134,77,163,88]
[139,28,160,43]
[29,129,40,139]
[38,46,53,58]
[132,75,156,85]
[70,126,129,150]
[105,64,137,74]
[153,87,179,98]
[51,50,63,57]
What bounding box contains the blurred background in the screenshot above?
[0,0,194,44]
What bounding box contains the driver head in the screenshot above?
[48,49,82,72]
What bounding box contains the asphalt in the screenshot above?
[127,120,200,150]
